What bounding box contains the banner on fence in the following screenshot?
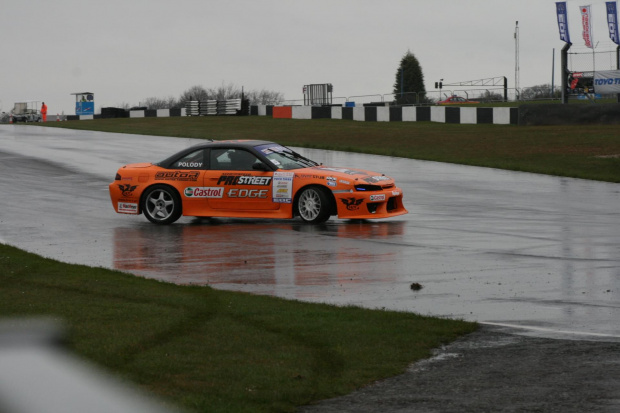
[606,1,620,44]
[556,2,571,43]
[594,70,620,93]
[580,5,593,48]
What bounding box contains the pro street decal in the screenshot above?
[217,175,272,185]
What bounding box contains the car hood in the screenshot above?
[307,165,395,186]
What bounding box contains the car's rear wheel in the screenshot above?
[142,185,182,225]
[297,186,332,224]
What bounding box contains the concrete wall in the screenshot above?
[519,103,620,125]
[252,105,519,125]
[66,103,619,126]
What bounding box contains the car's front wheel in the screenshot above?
[142,185,182,225]
[297,186,332,224]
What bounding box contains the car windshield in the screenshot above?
[254,144,319,170]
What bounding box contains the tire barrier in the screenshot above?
[67,99,248,121]
[184,99,247,116]
[185,101,199,116]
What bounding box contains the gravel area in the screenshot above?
[300,325,620,412]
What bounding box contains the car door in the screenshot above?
[164,148,212,213]
[203,148,279,211]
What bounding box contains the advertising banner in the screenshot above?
[556,2,571,43]
[593,70,620,93]
[580,5,593,48]
[606,1,620,44]
[76,101,94,116]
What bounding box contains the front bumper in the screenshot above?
[333,187,408,219]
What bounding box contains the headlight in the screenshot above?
[354,184,382,192]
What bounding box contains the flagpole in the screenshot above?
[514,21,520,98]
[591,3,595,80]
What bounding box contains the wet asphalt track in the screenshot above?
[1,124,619,342]
[1,125,620,411]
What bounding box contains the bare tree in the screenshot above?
[521,84,560,100]
[178,85,212,103]
[142,96,177,110]
[245,89,284,105]
[214,82,241,100]
[153,84,286,108]
[473,90,504,103]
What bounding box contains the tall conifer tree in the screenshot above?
[393,50,426,104]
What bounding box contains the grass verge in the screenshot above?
[39,116,620,183]
[0,244,476,412]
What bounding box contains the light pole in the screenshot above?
[514,21,520,99]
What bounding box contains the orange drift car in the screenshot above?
[109,140,407,224]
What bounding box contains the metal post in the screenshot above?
[514,21,520,96]
[400,68,404,101]
[561,43,572,104]
[439,79,443,102]
[617,45,620,102]
[551,48,555,99]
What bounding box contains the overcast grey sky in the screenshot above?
[1,0,618,115]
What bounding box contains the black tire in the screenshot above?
[141,185,182,225]
[296,186,332,224]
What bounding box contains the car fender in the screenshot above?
[139,183,182,215]
[292,184,337,217]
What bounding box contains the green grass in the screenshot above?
[0,244,476,412]
[39,116,620,182]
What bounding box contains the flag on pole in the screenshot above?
[606,2,620,45]
[580,5,594,48]
[556,2,571,43]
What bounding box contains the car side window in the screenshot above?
[172,149,205,169]
[209,149,230,170]
[210,148,260,171]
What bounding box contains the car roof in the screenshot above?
[191,139,272,149]
[155,139,277,168]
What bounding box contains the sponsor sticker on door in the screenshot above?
[184,187,224,198]
[272,172,294,203]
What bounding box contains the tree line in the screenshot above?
[128,59,567,110]
[121,83,284,110]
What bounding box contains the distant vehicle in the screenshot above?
[437,96,479,105]
[11,101,42,122]
[109,140,408,225]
